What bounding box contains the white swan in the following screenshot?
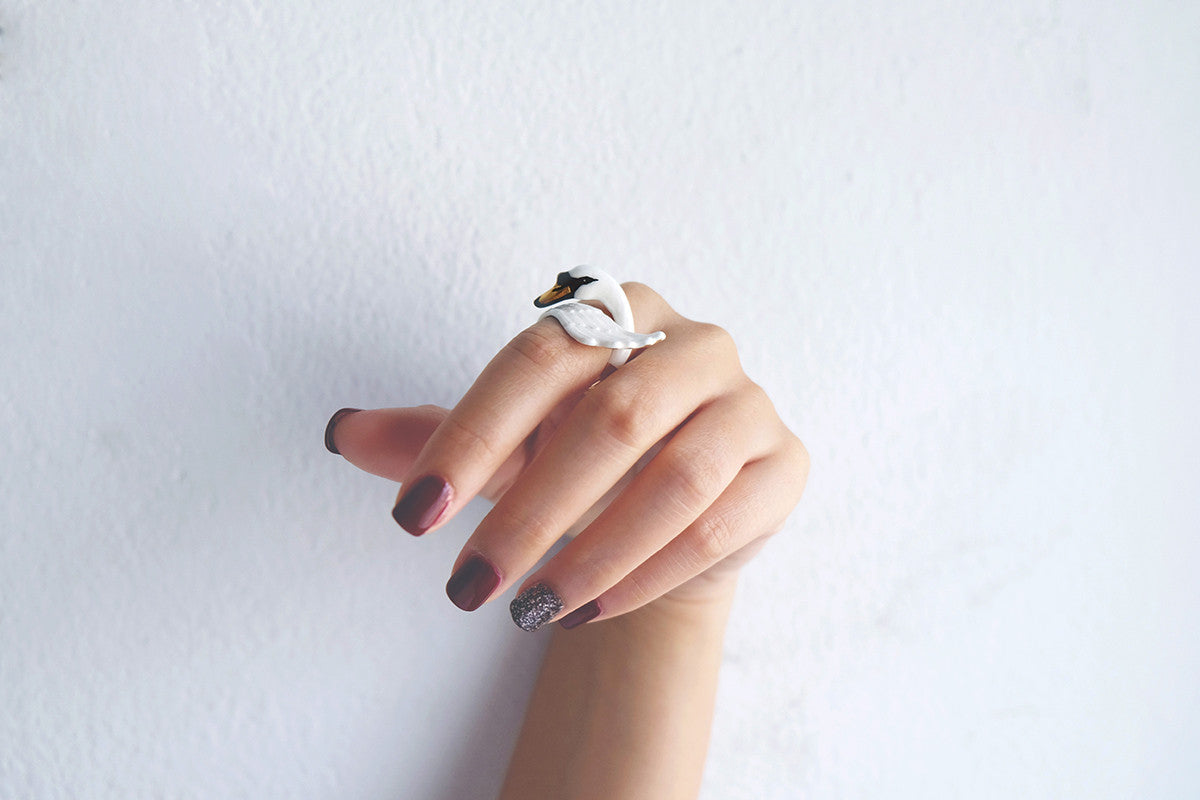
[534,266,667,366]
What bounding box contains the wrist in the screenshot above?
[619,575,738,634]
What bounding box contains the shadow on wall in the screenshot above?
[429,629,548,800]
[277,243,549,798]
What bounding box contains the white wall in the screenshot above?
[2,1,1197,797]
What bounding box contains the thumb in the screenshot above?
[325,404,530,503]
[325,405,449,483]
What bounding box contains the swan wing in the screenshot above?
[540,301,667,350]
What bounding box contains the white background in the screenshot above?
[2,1,1197,798]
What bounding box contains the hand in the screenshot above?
[325,282,808,631]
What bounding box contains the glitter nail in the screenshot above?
[509,583,564,632]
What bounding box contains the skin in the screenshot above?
[328,282,808,798]
[498,585,737,800]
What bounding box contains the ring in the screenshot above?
[534,266,667,367]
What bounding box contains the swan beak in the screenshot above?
[534,283,574,308]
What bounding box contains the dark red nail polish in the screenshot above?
[445,555,501,612]
[558,600,601,630]
[324,408,361,454]
[392,475,452,535]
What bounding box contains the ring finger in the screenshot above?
[562,445,809,627]
[503,385,784,630]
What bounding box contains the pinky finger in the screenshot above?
[562,447,808,627]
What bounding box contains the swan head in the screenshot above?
[534,266,635,331]
[533,266,659,366]
[534,266,612,308]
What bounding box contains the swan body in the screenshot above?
[535,266,666,366]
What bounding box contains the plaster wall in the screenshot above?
[1,1,1197,797]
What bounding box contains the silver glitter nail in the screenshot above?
[509,583,564,632]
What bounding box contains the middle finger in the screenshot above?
[390,285,676,536]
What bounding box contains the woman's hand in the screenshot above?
[325,282,808,631]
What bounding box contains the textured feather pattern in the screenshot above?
[540,301,666,350]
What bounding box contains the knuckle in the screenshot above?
[509,322,574,375]
[779,434,811,494]
[690,509,739,565]
[657,448,726,520]
[583,381,662,452]
[739,380,774,415]
[691,322,738,361]
[730,380,805,463]
[728,381,776,429]
[489,503,559,551]
[440,414,501,462]
[620,569,658,608]
[783,430,810,471]
[621,282,668,315]
[570,550,616,592]
[792,436,811,471]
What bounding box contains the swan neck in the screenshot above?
[587,283,635,331]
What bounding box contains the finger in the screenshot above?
[447,328,751,615]
[326,405,446,480]
[391,284,676,535]
[504,386,787,629]
[560,444,809,627]
[324,405,528,503]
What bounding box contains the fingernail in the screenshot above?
[510,583,564,632]
[445,554,502,612]
[558,600,601,630]
[392,475,452,536]
[324,408,361,454]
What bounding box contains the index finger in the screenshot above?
[390,284,674,535]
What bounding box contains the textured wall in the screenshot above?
[2,1,1197,798]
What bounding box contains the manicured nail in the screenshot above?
[509,583,564,632]
[324,408,361,454]
[445,554,502,612]
[558,600,601,630]
[392,475,452,536]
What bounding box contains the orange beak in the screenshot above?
[534,283,574,308]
